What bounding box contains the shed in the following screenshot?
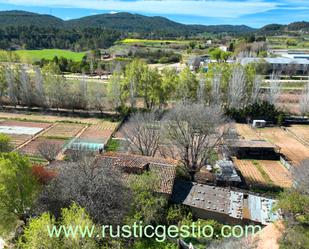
[252,120,266,128]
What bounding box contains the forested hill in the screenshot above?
[258,21,309,35]
[0,10,64,28]
[0,10,255,35]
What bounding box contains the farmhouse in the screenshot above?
[227,139,280,159]
[172,181,280,225]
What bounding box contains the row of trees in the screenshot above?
[0,64,109,112]
[0,59,308,115]
[108,60,291,113]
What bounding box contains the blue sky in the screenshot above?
[0,0,308,28]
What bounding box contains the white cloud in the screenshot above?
[0,0,280,18]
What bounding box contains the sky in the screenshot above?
[0,0,308,28]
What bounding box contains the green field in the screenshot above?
[15,49,86,62]
[120,38,190,44]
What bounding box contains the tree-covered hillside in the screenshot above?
[0,10,64,28]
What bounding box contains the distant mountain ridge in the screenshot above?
[0,10,308,37]
[0,10,255,35]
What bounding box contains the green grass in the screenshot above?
[120,38,190,44]
[105,139,120,152]
[15,49,86,62]
[252,160,273,184]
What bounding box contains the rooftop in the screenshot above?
[240,57,309,65]
[172,181,280,225]
[97,152,177,195]
[228,139,278,149]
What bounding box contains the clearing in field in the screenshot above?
[15,49,86,63]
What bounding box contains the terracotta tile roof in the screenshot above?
[99,152,177,195]
[48,153,177,195]
[102,152,178,165]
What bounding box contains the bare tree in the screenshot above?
[164,101,226,180]
[123,110,162,157]
[107,68,122,109]
[299,79,309,115]
[90,85,107,114]
[5,66,18,106]
[197,73,206,103]
[20,66,33,107]
[211,71,222,105]
[38,141,60,162]
[36,155,130,225]
[228,65,247,108]
[251,75,262,104]
[34,67,45,107]
[268,73,281,105]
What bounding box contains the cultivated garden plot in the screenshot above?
[287,125,309,145]
[259,160,292,188]
[0,112,101,124]
[0,120,51,129]
[236,125,309,166]
[234,158,292,188]
[79,121,119,142]
[235,124,260,140]
[233,158,267,186]
[257,127,309,166]
[18,137,66,157]
[8,134,32,148]
[42,123,85,139]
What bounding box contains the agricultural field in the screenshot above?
[233,158,292,188]
[18,137,66,157]
[236,125,309,166]
[0,120,51,129]
[120,39,191,45]
[235,124,260,140]
[260,160,292,188]
[0,112,121,158]
[8,134,32,149]
[80,121,119,143]
[0,111,101,124]
[15,49,86,63]
[256,127,309,166]
[233,158,266,185]
[286,125,309,146]
[42,123,86,139]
